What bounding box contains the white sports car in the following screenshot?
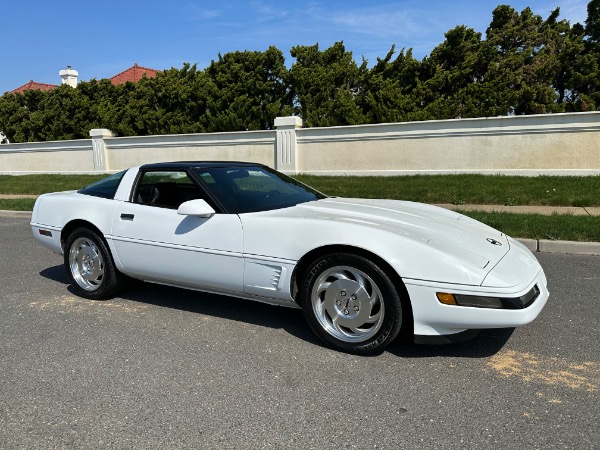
[31,162,548,354]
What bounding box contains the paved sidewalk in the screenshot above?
[0,194,39,199]
[435,203,600,216]
[2,195,599,216]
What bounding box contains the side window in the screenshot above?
[78,170,126,199]
[133,171,204,209]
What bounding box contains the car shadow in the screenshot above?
[387,328,515,358]
[40,265,514,358]
[125,281,319,344]
[40,265,320,346]
[40,265,70,284]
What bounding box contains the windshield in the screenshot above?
[192,166,325,213]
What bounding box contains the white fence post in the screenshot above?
[89,129,115,172]
[274,116,302,174]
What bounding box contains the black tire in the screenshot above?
[299,253,403,355]
[63,227,125,300]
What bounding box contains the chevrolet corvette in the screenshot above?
[31,162,549,354]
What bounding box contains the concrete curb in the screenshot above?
[0,210,32,218]
[516,238,600,256]
[537,240,600,255]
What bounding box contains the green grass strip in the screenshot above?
[0,174,104,195]
[296,174,600,207]
[0,199,37,211]
[459,211,600,242]
[2,174,600,207]
[2,174,599,242]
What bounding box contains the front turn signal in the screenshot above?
[436,292,457,305]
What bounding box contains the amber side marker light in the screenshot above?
[436,293,457,305]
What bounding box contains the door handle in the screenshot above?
[120,213,135,221]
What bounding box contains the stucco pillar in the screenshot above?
[89,128,115,172]
[274,116,302,174]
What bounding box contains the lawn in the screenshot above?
[2,173,599,241]
[458,211,600,242]
[296,174,600,207]
[0,175,600,206]
[0,199,36,211]
[2,173,600,207]
[0,174,104,195]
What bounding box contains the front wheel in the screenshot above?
[299,253,403,355]
[64,228,125,300]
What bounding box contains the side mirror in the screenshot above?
[177,199,215,218]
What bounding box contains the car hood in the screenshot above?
[280,198,509,270]
[301,198,509,268]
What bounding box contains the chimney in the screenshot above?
[59,66,78,87]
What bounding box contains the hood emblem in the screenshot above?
[487,238,502,246]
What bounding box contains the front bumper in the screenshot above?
[406,266,549,337]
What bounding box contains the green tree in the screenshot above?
[34,84,97,140]
[418,25,494,119]
[586,0,600,42]
[205,46,292,131]
[483,6,563,115]
[551,17,598,111]
[77,79,120,132]
[5,89,48,142]
[360,45,425,123]
[288,42,366,127]
[1,79,119,142]
[104,64,216,136]
[577,0,600,109]
[0,93,26,142]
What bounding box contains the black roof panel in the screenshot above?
[139,161,265,170]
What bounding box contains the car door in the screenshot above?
[110,169,244,294]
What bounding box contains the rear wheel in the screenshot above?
[64,228,125,300]
[299,253,403,355]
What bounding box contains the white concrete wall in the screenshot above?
[0,112,598,175]
[104,130,276,171]
[295,112,600,176]
[0,139,94,173]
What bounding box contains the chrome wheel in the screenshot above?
[311,265,385,343]
[68,237,105,291]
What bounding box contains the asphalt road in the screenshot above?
[1,214,598,449]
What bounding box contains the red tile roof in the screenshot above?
[110,63,161,85]
[10,64,162,93]
[12,80,59,94]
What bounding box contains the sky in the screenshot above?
[0,0,591,94]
